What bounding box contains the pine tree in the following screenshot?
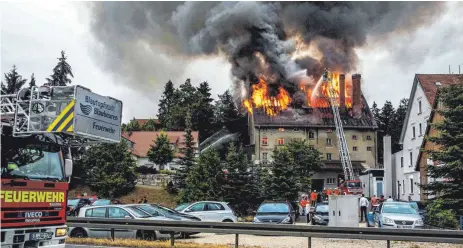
[375,101,396,164]
[286,139,322,190]
[423,84,463,215]
[182,149,223,203]
[214,90,242,131]
[123,118,141,133]
[147,132,174,170]
[262,146,299,201]
[29,73,36,89]
[141,118,158,131]
[194,82,215,142]
[158,81,176,130]
[176,110,196,189]
[223,143,258,215]
[46,50,73,86]
[391,98,409,152]
[1,65,27,94]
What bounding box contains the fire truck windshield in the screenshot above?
[1,136,65,181]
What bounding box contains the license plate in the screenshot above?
[30,232,53,241]
[397,225,412,229]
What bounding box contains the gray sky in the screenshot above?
[1,2,462,123]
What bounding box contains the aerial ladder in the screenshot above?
[322,69,362,195]
[1,84,122,248]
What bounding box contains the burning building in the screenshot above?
[245,72,378,192]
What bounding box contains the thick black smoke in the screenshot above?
[88,1,444,96]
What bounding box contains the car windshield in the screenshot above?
[383,204,417,214]
[1,135,64,181]
[347,181,361,188]
[68,199,79,206]
[92,200,110,206]
[135,205,163,216]
[257,203,289,214]
[153,205,177,215]
[316,205,329,212]
[127,206,151,218]
[408,202,419,210]
[175,203,190,211]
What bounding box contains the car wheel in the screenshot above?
[222,219,233,222]
[137,230,156,240]
[311,218,316,225]
[70,228,87,238]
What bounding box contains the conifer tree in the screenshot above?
[46,51,73,86]
[176,110,196,189]
[158,80,175,129]
[1,65,27,94]
[147,132,174,170]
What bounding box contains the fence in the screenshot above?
[67,217,463,248]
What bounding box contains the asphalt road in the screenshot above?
[66,245,120,248]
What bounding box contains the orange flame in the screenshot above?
[242,77,291,116]
[300,73,353,109]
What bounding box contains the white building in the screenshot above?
[387,74,462,201]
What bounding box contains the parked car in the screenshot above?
[130,204,201,238]
[367,204,380,227]
[68,205,180,240]
[311,203,329,225]
[77,195,98,204]
[175,201,237,222]
[91,199,122,206]
[252,201,296,224]
[374,202,424,229]
[67,198,92,216]
[399,200,426,222]
[308,201,328,222]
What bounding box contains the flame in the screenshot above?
[300,73,353,109]
[291,34,323,61]
[242,77,291,116]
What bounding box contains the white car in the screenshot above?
[68,205,180,240]
[175,201,237,222]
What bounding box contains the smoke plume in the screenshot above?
[88,1,444,97]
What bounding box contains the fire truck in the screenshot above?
[1,84,122,248]
[323,69,363,196]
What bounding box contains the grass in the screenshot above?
[66,238,262,248]
[68,185,178,208]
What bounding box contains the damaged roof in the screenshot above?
[253,95,377,129]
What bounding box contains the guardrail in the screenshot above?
[67,217,463,248]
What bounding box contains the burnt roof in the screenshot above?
[253,95,377,129]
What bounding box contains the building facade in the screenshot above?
[249,74,378,192]
[387,74,463,201]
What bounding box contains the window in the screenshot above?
[108,207,131,219]
[278,128,285,132]
[418,100,422,114]
[402,180,405,194]
[262,152,268,161]
[412,126,416,138]
[353,146,358,151]
[326,178,336,184]
[365,147,371,151]
[206,203,225,211]
[410,179,414,194]
[86,207,106,218]
[189,203,206,212]
[293,128,300,132]
[326,129,333,133]
[409,152,413,167]
[309,131,315,139]
[261,137,268,146]
[326,153,332,161]
[326,138,332,146]
[419,123,422,136]
[277,138,284,146]
[352,135,357,140]
[366,135,371,140]
[400,157,404,168]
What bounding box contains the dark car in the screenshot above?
[91,199,122,206]
[67,198,91,216]
[311,203,329,225]
[252,201,296,224]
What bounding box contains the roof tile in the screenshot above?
[416,74,463,105]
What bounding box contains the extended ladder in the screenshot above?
[323,69,354,181]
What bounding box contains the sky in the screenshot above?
[1,1,463,123]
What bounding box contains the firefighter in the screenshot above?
[310,190,318,206]
[300,195,309,216]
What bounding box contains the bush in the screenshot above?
[135,165,158,174]
[159,169,176,175]
[425,199,459,229]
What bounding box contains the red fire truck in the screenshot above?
[1,85,122,248]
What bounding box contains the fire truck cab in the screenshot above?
[1,85,122,248]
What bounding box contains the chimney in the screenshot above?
[339,74,346,113]
[352,74,362,117]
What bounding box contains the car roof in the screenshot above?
[190,201,227,204]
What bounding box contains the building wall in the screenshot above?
[393,82,432,201]
[253,127,377,167]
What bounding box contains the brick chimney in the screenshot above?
[339,74,346,112]
[352,74,362,117]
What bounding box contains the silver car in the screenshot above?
[175,201,237,222]
[68,205,179,240]
[374,202,424,229]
